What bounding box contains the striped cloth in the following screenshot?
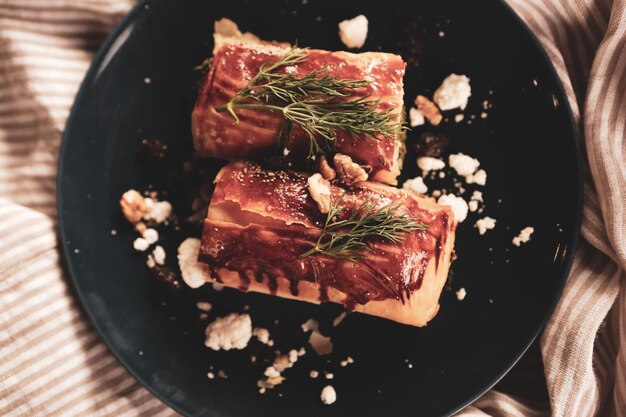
[0,0,624,416]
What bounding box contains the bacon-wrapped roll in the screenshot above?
[191,20,407,185]
[197,161,456,327]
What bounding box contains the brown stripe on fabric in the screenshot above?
[17,349,124,416]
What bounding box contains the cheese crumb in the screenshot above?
[409,107,425,127]
[338,15,368,49]
[177,238,207,289]
[307,173,332,214]
[204,313,252,351]
[143,228,159,244]
[325,372,334,379]
[466,169,487,186]
[321,385,337,405]
[133,237,150,252]
[207,371,214,379]
[454,114,465,123]
[252,327,271,345]
[449,153,480,177]
[402,177,428,195]
[417,156,445,172]
[512,227,534,246]
[475,217,496,235]
[151,246,165,265]
[456,287,467,300]
[301,319,319,332]
[437,194,468,223]
[310,370,319,378]
[143,198,172,224]
[196,301,212,312]
[434,74,471,110]
[468,200,479,212]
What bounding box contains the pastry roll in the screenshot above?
[191,20,407,185]
[198,161,457,327]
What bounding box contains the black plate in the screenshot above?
[57,1,582,416]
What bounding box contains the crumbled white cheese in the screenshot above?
[196,301,212,312]
[264,366,280,378]
[466,169,487,186]
[454,114,465,123]
[433,74,471,110]
[298,347,306,356]
[437,194,468,223]
[417,156,445,172]
[468,200,479,212]
[448,153,480,177]
[310,370,319,378]
[252,327,271,345]
[151,245,166,265]
[321,385,337,405]
[133,237,150,252]
[143,198,172,224]
[177,238,206,289]
[456,287,467,301]
[402,177,428,195]
[409,107,425,127]
[471,190,483,202]
[325,372,334,379]
[307,173,332,214]
[475,217,496,235]
[288,349,299,363]
[338,15,368,49]
[207,371,214,379]
[143,228,159,244]
[204,313,252,351]
[512,227,534,246]
[309,331,333,355]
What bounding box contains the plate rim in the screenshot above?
[56,0,584,416]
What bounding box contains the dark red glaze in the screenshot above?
[191,44,407,184]
[198,162,456,310]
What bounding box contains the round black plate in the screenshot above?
[58,1,582,416]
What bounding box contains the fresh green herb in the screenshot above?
[300,194,428,261]
[214,45,405,159]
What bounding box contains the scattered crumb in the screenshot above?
[475,217,496,235]
[468,200,479,212]
[417,156,445,172]
[204,313,252,351]
[448,153,480,177]
[437,194,468,223]
[207,372,214,379]
[143,228,159,244]
[325,372,334,379]
[438,31,445,37]
[308,331,333,355]
[120,190,147,223]
[252,327,271,345]
[310,370,319,378]
[144,77,151,84]
[321,385,337,405]
[456,288,467,301]
[110,229,117,236]
[133,237,150,252]
[143,198,172,224]
[512,227,534,246]
[403,177,428,195]
[217,370,228,379]
[288,349,299,363]
[177,238,207,289]
[480,112,488,119]
[407,363,413,369]
[454,114,464,123]
[196,301,212,312]
[409,107,425,127]
[338,15,368,49]
[434,74,471,110]
[259,387,266,394]
[298,347,306,356]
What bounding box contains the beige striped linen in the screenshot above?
[0,0,624,416]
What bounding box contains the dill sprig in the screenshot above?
[214,45,405,159]
[300,194,428,261]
